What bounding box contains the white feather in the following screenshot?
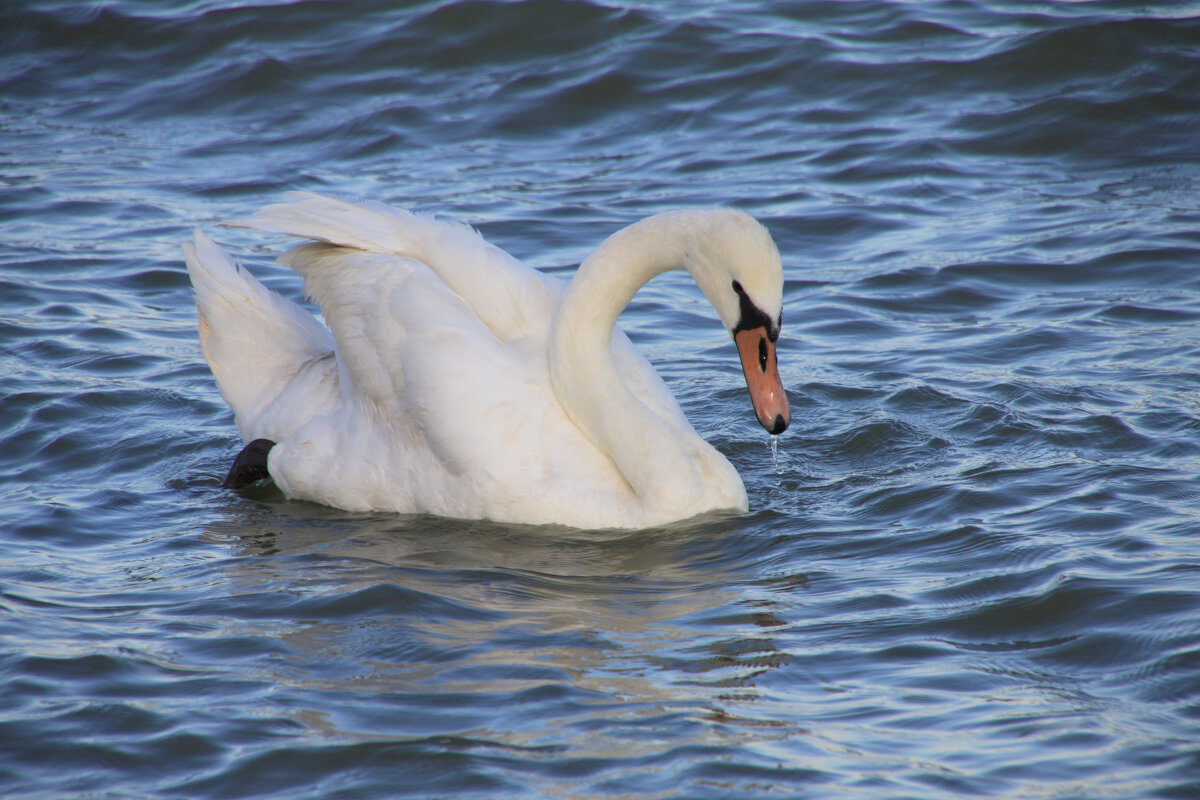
[185,195,785,528]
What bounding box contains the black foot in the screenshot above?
[222,438,277,489]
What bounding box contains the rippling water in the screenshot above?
[4,1,1200,797]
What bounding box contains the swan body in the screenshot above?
[184,193,789,528]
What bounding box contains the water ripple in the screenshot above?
[3,0,1200,797]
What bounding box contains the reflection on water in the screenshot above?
[196,506,800,756]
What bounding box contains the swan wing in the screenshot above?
[276,243,417,413]
[272,238,626,524]
[233,192,559,343]
[237,193,690,434]
[277,243,540,472]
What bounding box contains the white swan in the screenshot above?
[183,193,789,529]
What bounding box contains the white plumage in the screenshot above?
[184,193,788,528]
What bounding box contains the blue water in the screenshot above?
[4,1,1200,797]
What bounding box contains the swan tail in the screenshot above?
[183,229,335,439]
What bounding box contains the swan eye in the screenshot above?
[731,279,780,342]
[758,337,768,371]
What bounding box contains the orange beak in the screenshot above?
[734,327,790,435]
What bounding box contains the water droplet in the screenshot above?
[769,434,782,474]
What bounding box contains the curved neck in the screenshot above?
[548,214,744,523]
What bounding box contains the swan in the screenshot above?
[183,193,790,529]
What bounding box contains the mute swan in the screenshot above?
[184,193,789,529]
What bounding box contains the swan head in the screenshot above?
[681,209,791,435]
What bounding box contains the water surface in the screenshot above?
[3,1,1200,797]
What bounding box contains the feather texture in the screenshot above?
[186,195,786,527]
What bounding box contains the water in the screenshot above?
[3,0,1200,797]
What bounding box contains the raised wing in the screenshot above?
[234,192,559,344]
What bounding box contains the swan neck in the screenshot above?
[553,215,697,392]
[556,212,711,355]
[549,214,743,522]
[571,220,677,335]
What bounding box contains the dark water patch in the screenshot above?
[803,313,903,343]
[0,649,262,704]
[927,573,1076,629]
[930,574,1193,653]
[798,380,889,406]
[853,477,1025,528]
[841,281,1014,318]
[883,383,974,418]
[968,327,1078,367]
[952,88,1199,166]
[171,739,547,799]
[957,16,1200,90]
[173,579,504,625]
[1045,413,1164,457]
[404,0,646,69]
[839,16,976,51]
[1097,303,1200,325]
